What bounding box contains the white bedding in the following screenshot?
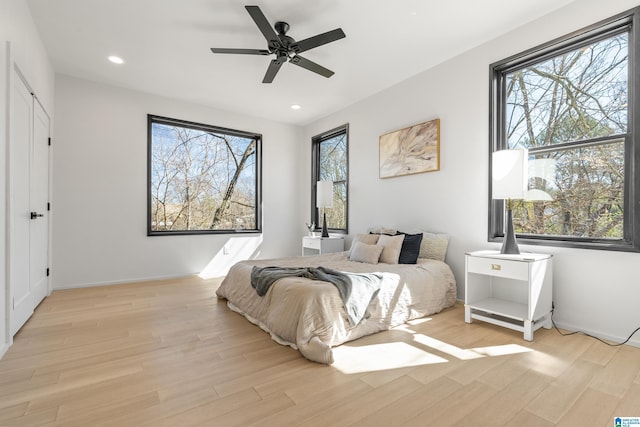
[215,251,456,364]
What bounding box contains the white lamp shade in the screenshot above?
[529,158,556,183]
[525,189,553,201]
[316,181,334,208]
[492,149,527,200]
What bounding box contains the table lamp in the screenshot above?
[316,181,333,238]
[492,149,527,254]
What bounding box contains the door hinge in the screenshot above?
[46,268,50,277]
[47,202,51,211]
[48,137,51,146]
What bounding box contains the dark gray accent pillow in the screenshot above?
[396,231,423,264]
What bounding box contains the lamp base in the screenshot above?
[501,208,520,254]
[321,212,329,238]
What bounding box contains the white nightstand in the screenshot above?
[302,236,344,256]
[464,250,553,341]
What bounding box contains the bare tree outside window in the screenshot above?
[312,125,348,232]
[147,115,261,235]
[490,8,640,251]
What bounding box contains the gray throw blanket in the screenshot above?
[250,266,383,326]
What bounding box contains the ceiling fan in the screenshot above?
[211,5,346,83]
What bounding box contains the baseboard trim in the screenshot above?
[0,342,9,360]
[53,273,201,291]
[552,320,640,349]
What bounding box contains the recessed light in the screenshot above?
[108,55,125,65]
[291,104,302,110]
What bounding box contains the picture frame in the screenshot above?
[379,118,440,179]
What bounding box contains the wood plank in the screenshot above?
[589,345,640,398]
[456,370,552,426]
[301,375,423,426]
[613,383,640,417]
[350,375,463,427]
[525,359,599,423]
[0,276,638,426]
[556,388,619,426]
[402,380,498,427]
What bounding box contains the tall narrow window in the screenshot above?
[147,115,261,235]
[312,124,349,233]
[489,8,640,252]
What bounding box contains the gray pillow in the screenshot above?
[349,241,383,264]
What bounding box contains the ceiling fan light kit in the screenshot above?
[211,5,346,83]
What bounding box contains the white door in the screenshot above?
[31,100,50,306]
[9,69,50,336]
[9,70,34,335]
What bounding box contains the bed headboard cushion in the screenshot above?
[396,231,423,264]
[368,226,397,235]
[349,241,384,264]
[376,234,404,264]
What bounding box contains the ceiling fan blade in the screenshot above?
[263,58,285,83]
[291,28,346,54]
[245,5,281,48]
[289,55,334,78]
[210,48,270,55]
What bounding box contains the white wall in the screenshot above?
[0,0,55,356]
[301,0,640,347]
[52,75,302,289]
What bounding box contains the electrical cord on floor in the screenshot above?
[551,305,640,347]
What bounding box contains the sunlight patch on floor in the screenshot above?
[332,327,535,374]
[411,333,485,360]
[406,317,433,326]
[472,343,532,357]
[332,341,449,373]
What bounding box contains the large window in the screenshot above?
[489,8,640,251]
[312,124,349,233]
[147,115,261,235]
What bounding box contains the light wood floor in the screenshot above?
[1,276,639,426]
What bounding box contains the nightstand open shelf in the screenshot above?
[464,250,553,341]
[469,297,528,321]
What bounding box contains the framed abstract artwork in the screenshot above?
[379,118,440,178]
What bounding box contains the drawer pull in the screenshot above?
[491,264,501,271]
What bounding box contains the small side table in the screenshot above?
[464,250,553,341]
[302,236,344,256]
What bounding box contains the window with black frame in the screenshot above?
[147,115,261,235]
[311,124,349,233]
[489,8,640,252]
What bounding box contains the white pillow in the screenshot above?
[349,234,380,256]
[349,242,383,264]
[376,234,404,264]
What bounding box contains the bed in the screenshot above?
[215,232,457,364]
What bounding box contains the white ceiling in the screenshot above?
[26,0,577,126]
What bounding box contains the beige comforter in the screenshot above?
[215,251,456,364]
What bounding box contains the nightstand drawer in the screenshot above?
[466,256,528,280]
[303,237,321,250]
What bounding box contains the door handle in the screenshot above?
[30,212,44,220]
